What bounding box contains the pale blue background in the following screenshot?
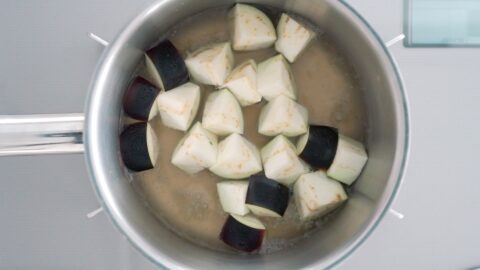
[407,0,480,46]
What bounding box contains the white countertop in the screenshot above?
[1,0,479,269]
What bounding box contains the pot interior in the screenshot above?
[85,0,408,269]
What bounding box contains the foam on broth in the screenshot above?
[129,6,366,254]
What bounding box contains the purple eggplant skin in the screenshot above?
[299,125,339,169]
[123,77,160,120]
[246,174,290,216]
[146,40,189,91]
[120,123,153,172]
[220,215,265,252]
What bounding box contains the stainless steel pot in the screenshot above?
[0,0,409,269]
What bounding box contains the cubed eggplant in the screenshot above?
[217,181,250,216]
[145,39,189,91]
[275,13,315,63]
[258,95,308,137]
[202,89,244,136]
[220,214,265,252]
[297,125,368,185]
[294,170,348,220]
[120,122,159,172]
[257,54,296,101]
[229,4,276,51]
[123,76,160,121]
[261,135,310,186]
[246,174,289,217]
[171,122,218,174]
[297,125,339,169]
[157,82,201,131]
[327,134,368,185]
[223,60,261,106]
[209,134,262,179]
[185,42,234,86]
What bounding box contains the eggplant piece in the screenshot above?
[209,133,262,179]
[171,122,218,174]
[258,95,308,137]
[145,39,189,91]
[275,13,315,63]
[123,76,160,121]
[257,54,296,101]
[229,4,277,51]
[246,174,289,217]
[297,125,338,169]
[223,60,261,106]
[220,214,265,252]
[217,181,250,216]
[157,82,201,131]
[261,135,310,186]
[327,134,368,185]
[297,125,368,185]
[120,122,159,172]
[294,170,347,220]
[202,89,244,136]
[185,42,234,86]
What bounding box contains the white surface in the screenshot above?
[0,0,479,269]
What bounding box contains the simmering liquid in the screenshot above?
[130,6,366,254]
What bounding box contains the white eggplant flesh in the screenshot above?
[146,123,159,167]
[156,82,201,131]
[246,205,281,218]
[327,135,368,185]
[294,170,348,220]
[231,213,265,230]
[171,122,218,174]
[223,60,261,106]
[258,95,308,137]
[209,134,262,179]
[229,4,276,51]
[261,135,310,186]
[202,89,244,136]
[143,55,165,90]
[185,42,234,86]
[257,54,296,101]
[275,13,315,63]
[217,181,250,216]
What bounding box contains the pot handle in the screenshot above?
[0,114,84,156]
